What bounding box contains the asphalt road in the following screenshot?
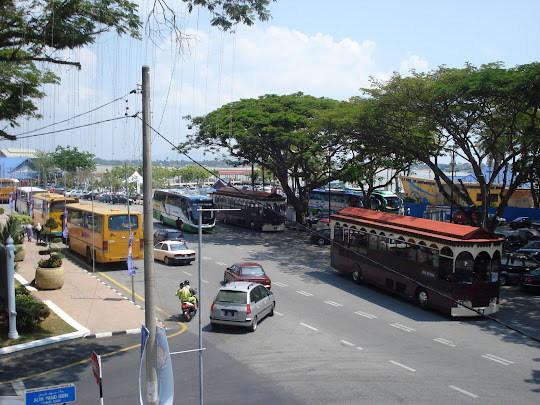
[2,201,539,404]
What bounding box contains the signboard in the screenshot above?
[25,384,76,404]
[91,351,101,384]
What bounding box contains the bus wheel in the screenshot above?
[416,289,429,308]
[352,268,363,284]
[86,248,93,265]
[176,220,183,231]
[499,274,507,286]
[160,216,165,225]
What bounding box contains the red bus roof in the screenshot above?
[332,207,501,243]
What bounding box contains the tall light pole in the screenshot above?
[142,65,158,405]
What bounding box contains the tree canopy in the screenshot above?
[183,92,353,222]
[361,62,540,229]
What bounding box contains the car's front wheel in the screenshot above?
[499,274,507,286]
[164,256,170,265]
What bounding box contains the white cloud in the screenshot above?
[400,53,429,74]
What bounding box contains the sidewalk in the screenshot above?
[1,224,148,357]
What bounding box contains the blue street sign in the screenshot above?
[25,384,76,404]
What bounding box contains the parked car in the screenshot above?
[495,228,528,251]
[509,217,533,230]
[99,193,113,203]
[82,192,101,200]
[310,228,331,245]
[224,262,271,290]
[488,213,506,226]
[153,229,186,244]
[111,194,133,205]
[521,267,540,293]
[210,281,275,332]
[500,253,540,286]
[153,241,196,265]
[451,211,476,225]
[517,241,540,259]
[531,219,540,230]
[308,212,329,226]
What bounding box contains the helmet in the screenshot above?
[179,282,184,289]
[184,280,190,285]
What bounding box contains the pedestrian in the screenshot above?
[35,222,42,242]
[26,223,33,242]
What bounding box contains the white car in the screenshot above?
[153,241,196,265]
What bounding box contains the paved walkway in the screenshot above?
[1,213,149,357]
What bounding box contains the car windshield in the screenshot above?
[169,243,189,251]
[215,290,247,304]
[241,266,265,276]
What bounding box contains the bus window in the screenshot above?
[334,224,344,241]
[473,252,491,283]
[454,252,474,283]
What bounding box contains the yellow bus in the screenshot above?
[32,193,79,236]
[0,178,17,202]
[65,203,144,264]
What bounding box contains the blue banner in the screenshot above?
[8,192,13,210]
[128,234,136,276]
[62,209,69,239]
[156,326,174,405]
[29,198,34,218]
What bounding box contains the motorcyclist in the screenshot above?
[184,280,197,298]
[175,282,197,309]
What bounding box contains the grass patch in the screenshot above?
[0,280,77,348]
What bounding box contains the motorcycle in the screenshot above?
[180,288,198,322]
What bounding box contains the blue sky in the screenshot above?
[2,0,538,163]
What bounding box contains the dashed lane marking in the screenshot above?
[300,323,318,331]
[354,310,377,319]
[324,300,343,307]
[449,385,478,398]
[434,338,456,347]
[389,323,415,332]
[296,291,313,297]
[389,360,416,372]
[482,354,514,365]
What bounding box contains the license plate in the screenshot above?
[224,310,234,316]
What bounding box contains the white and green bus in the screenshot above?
[152,189,216,233]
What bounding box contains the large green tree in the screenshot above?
[362,63,540,230]
[52,146,95,175]
[183,92,351,223]
[0,0,274,139]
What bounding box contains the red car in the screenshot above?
[451,211,476,225]
[224,262,271,290]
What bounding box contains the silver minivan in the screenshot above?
[210,281,275,332]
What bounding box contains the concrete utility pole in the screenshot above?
[142,65,158,405]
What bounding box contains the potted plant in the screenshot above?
[35,218,65,290]
[0,214,25,261]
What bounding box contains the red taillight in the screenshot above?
[210,301,215,311]
[524,277,532,283]
[139,239,144,250]
[103,241,108,253]
[246,304,251,315]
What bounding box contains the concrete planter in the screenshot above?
[35,265,65,290]
[14,244,26,262]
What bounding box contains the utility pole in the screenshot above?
[142,65,158,405]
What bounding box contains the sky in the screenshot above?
[2,0,539,164]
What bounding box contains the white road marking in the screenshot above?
[183,271,192,276]
[390,323,415,332]
[300,323,318,331]
[482,354,514,365]
[273,282,288,287]
[354,310,378,319]
[202,257,212,261]
[449,385,478,398]
[296,290,313,297]
[215,262,228,266]
[389,360,416,372]
[434,338,456,347]
[274,311,283,316]
[340,340,355,346]
[324,300,343,307]
[201,279,209,284]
